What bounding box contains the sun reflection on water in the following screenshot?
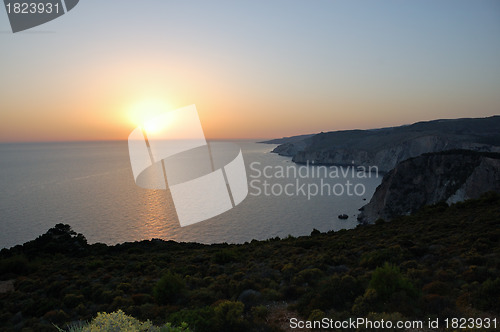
[135,188,180,240]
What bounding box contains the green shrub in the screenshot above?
[153,271,185,305]
[422,280,450,296]
[308,309,325,321]
[63,293,85,309]
[168,306,215,332]
[86,259,104,270]
[251,305,268,321]
[117,282,132,292]
[354,263,420,315]
[213,300,247,331]
[281,263,298,281]
[0,254,34,275]
[261,287,281,301]
[360,246,405,268]
[99,290,117,303]
[110,296,133,310]
[313,275,363,310]
[473,277,500,311]
[131,293,153,305]
[15,277,37,292]
[352,288,378,316]
[368,263,418,302]
[55,309,191,332]
[188,287,217,306]
[43,309,70,324]
[462,265,489,283]
[213,249,239,264]
[423,294,451,315]
[310,228,321,236]
[293,268,324,286]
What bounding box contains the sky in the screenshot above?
[1,0,499,142]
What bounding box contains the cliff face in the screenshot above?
[357,151,500,223]
[272,140,309,156]
[259,134,314,145]
[271,116,500,171]
[292,135,500,171]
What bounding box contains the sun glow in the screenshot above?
[127,99,172,132]
[143,118,163,134]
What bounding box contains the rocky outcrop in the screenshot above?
[272,140,309,156]
[357,150,500,223]
[271,116,500,171]
[259,134,314,145]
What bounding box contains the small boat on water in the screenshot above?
[338,214,349,220]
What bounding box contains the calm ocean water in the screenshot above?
[0,141,381,249]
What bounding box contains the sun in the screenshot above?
[127,99,172,133]
[143,118,162,134]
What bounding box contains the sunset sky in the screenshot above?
[1,0,499,142]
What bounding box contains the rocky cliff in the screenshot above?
[271,116,500,172]
[357,150,500,223]
[259,134,314,145]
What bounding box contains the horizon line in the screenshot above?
[2,114,498,145]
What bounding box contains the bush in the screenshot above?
[110,296,133,311]
[188,287,217,306]
[251,305,268,321]
[55,309,191,332]
[423,294,452,315]
[313,275,363,310]
[293,268,324,286]
[355,262,420,315]
[87,259,104,270]
[0,254,36,275]
[368,263,418,302]
[360,246,405,268]
[43,309,70,324]
[422,281,450,296]
[308,309,325,321]
[473,277,500,311]
[352,288,378,316]
[117,282,132,292]
[153,271,185,305]
[131,293,153,305]
[168,306,215,332]
[281,263,298,281]
[63,293,85,309]
[213,249,240,264]
[213,300,247,331]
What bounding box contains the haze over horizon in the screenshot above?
[1,0,499,142]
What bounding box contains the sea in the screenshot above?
[0,140,381,249]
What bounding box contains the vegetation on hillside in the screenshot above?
[1,193,499,331]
